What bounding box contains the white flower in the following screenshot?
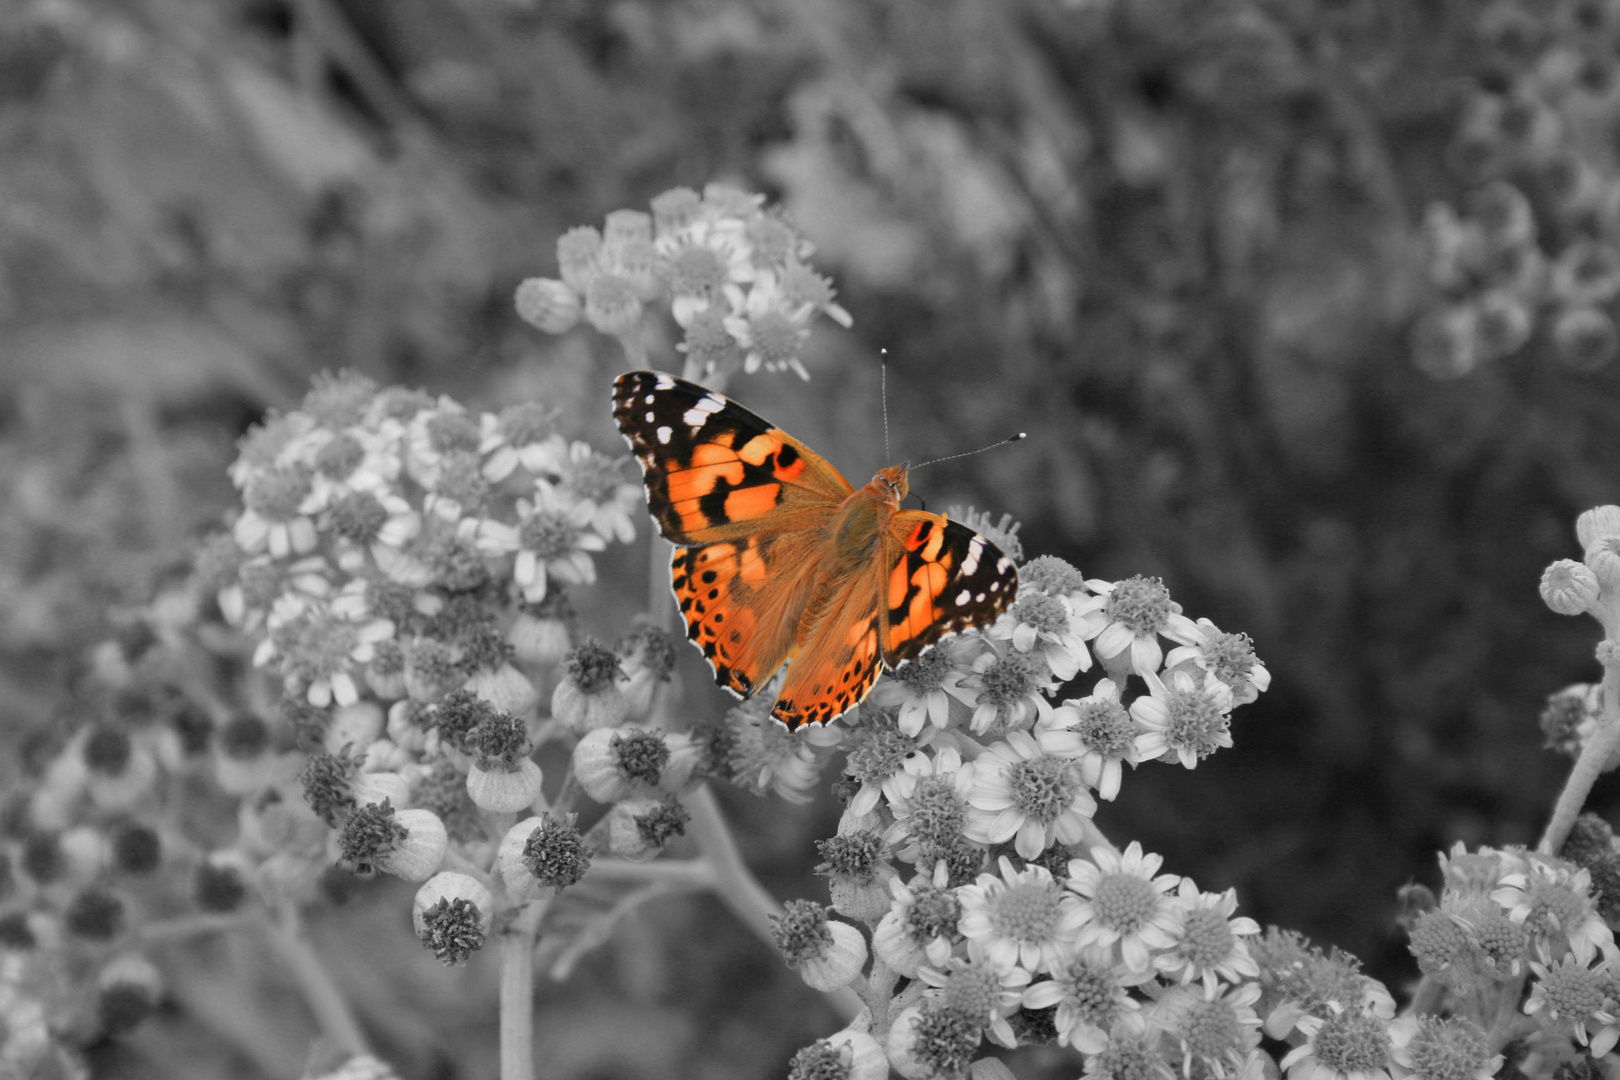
[1065,841,1181,972]
[965,730,1095,860]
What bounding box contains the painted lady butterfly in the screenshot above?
[612,371,1019,730]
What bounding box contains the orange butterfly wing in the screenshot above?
[613,372,848,698]
[612,371,1019,729]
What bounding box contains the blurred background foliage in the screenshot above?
[4,0,1620,1076]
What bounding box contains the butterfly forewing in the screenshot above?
[612,371,850,548]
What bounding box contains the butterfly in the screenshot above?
[611,371,1019,730]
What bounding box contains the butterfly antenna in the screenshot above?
[909,432,1027,472]
[880,350,892,462]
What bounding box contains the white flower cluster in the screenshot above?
[516,183,851,381]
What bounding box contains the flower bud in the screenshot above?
[605,796,689,861]
[515,277,581,335]
[1543,559,1602,615]
[465,662,538,717]
[1578,506,1620,548]
[552,640,628,735]
[466,757,544,814]
[97,953,164,1035]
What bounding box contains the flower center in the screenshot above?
[315,433,365,479]
[567,451,625,503]
[1103,576,1171,635]
[846,728,918,785]
[895,647,951,692]
[907,884,962,941]
[497,402,554,447]
[747,217,797,267]
[1009,757,1081,823]
[1180,906,1236,969]
[1406,1018,1489,1080]
[1526,879,1588,936]
[1179,998,1242,1061]
[1202,632,1258,687]
[903,775,967,847]
[1164,687,1230,760]
[1540,957,1607,1019]
[979,650,1044,705]
[245,466,312,520]
[330,491,390,543]
[1092,872,1160,935]
[1089,1039,1168,1080]
[942,961,1003,1019]
[665,244,729,297]
[1012,592,1070,636]
[1312,1013,1391,1075]
[745,308,803,368]
[519,512,580,559]
[1057,958,1119,1025]
[426,412,480,456]
[989,878,1064,944]
[1071,698,1136,758]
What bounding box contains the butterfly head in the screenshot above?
[867,463,911,508]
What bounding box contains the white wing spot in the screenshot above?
[955,589,971,606]
[976,593,986,602]
[656,426,673,444]
[996,557,1013,572]
[962,536,983,575]
[644,394,656,405]
[683,395,726,427]
[654,374,676,389]
[644,411,656,423]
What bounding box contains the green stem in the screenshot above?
[500,902,544,1080]
[261,907,369,1057]
[1539,644,1620,855]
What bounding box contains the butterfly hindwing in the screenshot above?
[612,371,850,548]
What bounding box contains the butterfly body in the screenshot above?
[612,371,1017,729]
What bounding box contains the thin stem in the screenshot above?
[500,902,545,1080]
[1539,644,1620,855]
[261,907,369,1057]
[683,785,862,1020]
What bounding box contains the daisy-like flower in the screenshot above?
[917,941,1034,1048]
[957,856,1081,975]
[324,488,421,572]
[1084,1036,1178,1080]
[658,223,754,327]
[1132,670,1235,770]
[1387,1016,1502,1080]
[779,258,853,329]
[1524,955,1620,1056]
[883,744,976,864]
[1492,857,1619,965]
[1043,679,1140,801]
[842,720,930,817]
[873,862,962,976]
[722,269,815,380]
[990,589,1092,681]
[1073,575,1200,677]
[479,404,566,485]
[553,441,641,545]
[234,464,321,559]
[403,398,482,492]
[1155,981,1264,1080]
[1066,841,1181,973]
[1278,1004,1397,1080]
[477,482,606,603]
[1154,881,1261,994]
[965,730,1097,861]
[1162,619,1271,707]
[869,638,977,737]
[957,645,1056,736]
[1023,944,1151,1053]
[266,599,396,708]
[724,694,823,804]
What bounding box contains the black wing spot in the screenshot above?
[701,570,718,584]
[777,442,799,468]
[707,588,720,600]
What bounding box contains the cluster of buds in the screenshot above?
[515,183,851,381]
[1413,1,1620,377]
